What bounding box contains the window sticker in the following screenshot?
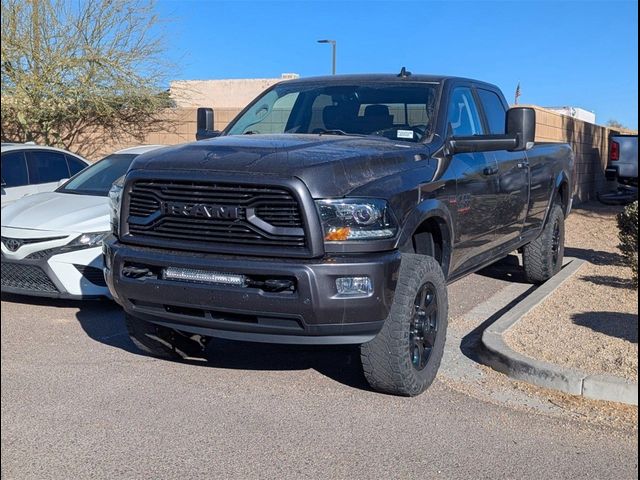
[397,130,414,139]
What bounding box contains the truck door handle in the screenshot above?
[517,161,528,169]
[483,166,499,176]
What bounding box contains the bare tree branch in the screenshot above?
[1,0,175,158]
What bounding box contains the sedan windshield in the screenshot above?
[226,82,439,142]
[57,154,137,196]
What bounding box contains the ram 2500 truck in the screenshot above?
[105,73,575,396]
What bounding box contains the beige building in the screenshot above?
[169,73,300,109]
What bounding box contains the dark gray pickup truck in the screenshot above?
[105,72,575,396]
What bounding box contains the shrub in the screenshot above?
[617,201,638,286]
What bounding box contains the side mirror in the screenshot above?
[196,107,221,140]
[506,107,536,151]
[448,107,536,155]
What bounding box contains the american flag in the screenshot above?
[514,83,521,105]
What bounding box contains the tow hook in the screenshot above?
[245,278,295,292]
[122,265,153,279]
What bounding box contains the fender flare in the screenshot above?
[541,171,571,227]
[395,199,455,277]
[555,170,570,205]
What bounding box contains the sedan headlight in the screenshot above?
[108,179,124,236]
[68,231,111,248]
[315,199,398,241]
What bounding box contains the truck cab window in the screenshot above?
[478,89,507,135]
[447,87,484,136]
[226,83,438,141]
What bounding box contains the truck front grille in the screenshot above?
[125,180,307,253]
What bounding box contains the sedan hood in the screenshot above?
[1,192,110,233]
[130,134,432,198]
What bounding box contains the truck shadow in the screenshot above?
[1,293,139,354]
[73,301,374,391]
[2,292,373,391]
[458,286,536,363]
[476,254,530,284]
[204,340,371,390]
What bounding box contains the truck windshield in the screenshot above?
[56,154,137,196]
[226,82,439,142]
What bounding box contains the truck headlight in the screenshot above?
[108,179,124,237]
[315,199,398,241]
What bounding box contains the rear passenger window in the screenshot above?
[1,151,29,187]
[478,89,507,135]
[447,87,484,136]
[309,94,334,132]
[66,156,87,176]
[27,151,70,184]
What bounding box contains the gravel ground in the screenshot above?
[506,202,638,382]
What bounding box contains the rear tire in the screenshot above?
[360,254,448,396]
[124,313,206,360]
[522,204,565,284]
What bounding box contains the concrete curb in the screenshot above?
[480,258,639,406]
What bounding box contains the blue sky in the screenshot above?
[156,0,638,129]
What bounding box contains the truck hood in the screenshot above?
[130,134,432,197]
[0,192,109,233]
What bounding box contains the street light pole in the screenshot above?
[317,39,336,75]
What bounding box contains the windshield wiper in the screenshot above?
[316,129,359,136]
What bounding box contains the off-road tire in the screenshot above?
[360,254,448,396]
[522,204,565,284]
[124,313,206,360]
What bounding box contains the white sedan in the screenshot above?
[1,143,91,206]
[1,145,164,299]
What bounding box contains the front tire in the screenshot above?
[360,254,448,396]
[124,313,206,360]
[522,204,565,284]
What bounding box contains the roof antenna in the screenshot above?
[398,67,412,78]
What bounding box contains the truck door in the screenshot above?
[447,87,500,272]
[477,88,529,244]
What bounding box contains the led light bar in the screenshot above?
[163,267,246,286]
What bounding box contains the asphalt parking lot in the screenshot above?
[2,262,638,479]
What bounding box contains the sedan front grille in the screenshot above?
[125,180,307,253]
[1,262,59,293]
[26,248,57,260]
[1,235,66,253]
[74,265,107,287]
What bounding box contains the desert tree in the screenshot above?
[605,119,627,130]
[1,0,174,157]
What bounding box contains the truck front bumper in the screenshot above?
[104,237,400,345]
